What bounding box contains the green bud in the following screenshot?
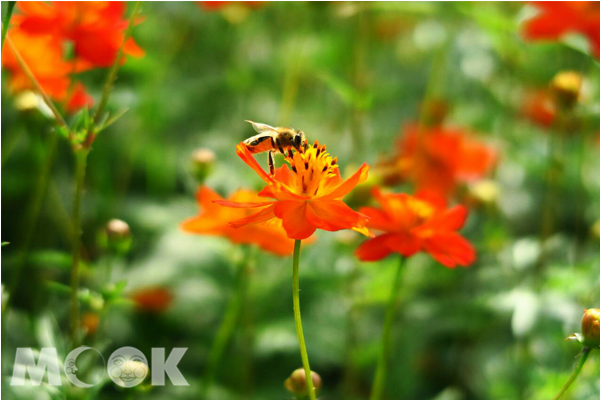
[191,148,216,184]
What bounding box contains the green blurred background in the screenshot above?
[2,2,600,399]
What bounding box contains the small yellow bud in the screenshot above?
[284,368,322,397]
[550,71,582,109]
[191,148,216,184]
[581,308,600,348]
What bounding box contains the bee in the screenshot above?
[243,120,307,176]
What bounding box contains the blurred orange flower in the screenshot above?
[131,287,173,314]
[182,186,296,255]
[15,1,144,68]
[523,1,600,59]
[215,143,372,240]
[356,188,475,268]
[522,89,557,128]
[1,28,94,111]
[394,123,497,197]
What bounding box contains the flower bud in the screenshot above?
[581,308,600,348]
[284,368,322,397]
[191,148,216,184]
[550,71,582,109]
[98,219,132,255]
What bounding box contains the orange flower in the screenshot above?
[181,186,296,256]
[215,143,372,240]
[395,123,497,197]
[523,2,600,59]
[2,28,71,99]
[131,287,173,314]
[15,1,144,68]
[356,188,476,268]
[2,28,94,112]
[522,89,557,128]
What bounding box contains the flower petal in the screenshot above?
[236,143,275,184]
[320,163,370,200]
[421,232,476,268]
[274,201,316,240]
[306,200,364,232]
[228,205,277,229]
[383,232,421,257]
[214,199,275,208]
[355,233,395,262]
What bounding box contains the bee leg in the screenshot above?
[268,151,275,176]
[275,138,285,154]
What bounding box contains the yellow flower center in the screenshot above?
[284,141,339,196]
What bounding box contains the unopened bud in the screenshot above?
[550,71,582,109]
[98,219,132,255]
[284,368,322,397]
[191,148,216,184]
[581,308,600,348]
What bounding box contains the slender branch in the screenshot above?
[92,1,141,127]
[370,256,404,400]
[1,1,16,50]
[69,149,89,347]
[5,35,68,128]
[551,348,592,400]
[292,240,317,400]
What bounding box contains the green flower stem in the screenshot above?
[370,256,404,400]
[292,240,317,400]
[70,149,89,347]
[552,348,592,400]
[537,112,565,273]
[203,248,252,396]
[1,1,16,50]
[8,133,59,308]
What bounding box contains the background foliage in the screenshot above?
[2,2,600,400]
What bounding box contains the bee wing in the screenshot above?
[245,120,278,135]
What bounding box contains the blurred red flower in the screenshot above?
[181,186,296,256]
[15,1,144,68]
[523,1,600,59]
[215,143,372,240]
[1,28,94,111]
[395,123,497,198]
[356,188,475,268]
[131,287,173,314]
[522,89,557,128]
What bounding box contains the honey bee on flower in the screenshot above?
[216,137,372,240]
[243,120,307,176]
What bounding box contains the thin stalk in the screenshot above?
[551,348,592,400]
[292,240,316,400]
[8,132,59,307]
[537,113,564,273]
[369,256,404,400]
[203,249,250,396]
[92,1,141,127]
[70,149,89,347]
[1,1,16,50]
[5,35,68,128]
